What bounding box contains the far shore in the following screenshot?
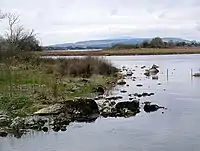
[39,48,200,56]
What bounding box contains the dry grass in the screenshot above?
[39,48,200,56]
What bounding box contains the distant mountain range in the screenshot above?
[47,37,194,50]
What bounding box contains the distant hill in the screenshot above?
[47,37,193,50]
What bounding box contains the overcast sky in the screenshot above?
[1,0,200,45]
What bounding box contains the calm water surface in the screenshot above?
[1,54,200,151]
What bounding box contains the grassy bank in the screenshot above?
[39,48,200,56]
[0,55,119,117]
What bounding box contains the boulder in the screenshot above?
[115,101,139,113]
[34,104,65,116]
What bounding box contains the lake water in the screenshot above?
[1,54,200,151]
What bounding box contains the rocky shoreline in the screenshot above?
[0,64,167,138]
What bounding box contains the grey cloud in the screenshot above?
[1,0,200,45]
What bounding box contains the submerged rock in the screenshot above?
[143,102,165,113]
[136,84,143,87]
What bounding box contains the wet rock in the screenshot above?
[52,125,61,132]
[157,83,162,85]
[142,92,149,97]
[42,127,48,132]
[152,64,159,68]
[149,68,159,75]
[141,66,146,69]
[117,79,126,85]
[126,71,133,76]
[34,104,65,116]
[193,73,200,77]
[144,70,150,76]
[115,100,139,113]
[143,102,165,113]
[120,90,127,93]
[152,75,158,80]
[94,86,105,95]
[0,115,12,127]
[129,98,134,100]
[126,84,130,87]
[10,117,25,130]
[136,84,143,87]
[61,126,67,132]
[105,96,123,101]
[0,131,8,137]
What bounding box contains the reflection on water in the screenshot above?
[1,54,200,151]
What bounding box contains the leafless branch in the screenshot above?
[7,13,20,39]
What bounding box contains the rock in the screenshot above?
[142,92,149,97]
[105,96,123,101]
[129,98,134,100]
[157,83,162,85]
[0,115,12,127]
[117,80,126,85]
[143,102,165,113]
[42,127,48,132]
[34,104,65,116]
[65,98,100,117]
[152,64,159,68]
[61,126,67,131]
[115,100,139,113]
[10,117,25,130]
[94,86,105,95]
[126,84,130,87]
[0,131,8,137]
[152,75,158,80]
[141,66,146,69]
[52,125,61,132]
[144,70,150,76]
[136,84,143,87]
[193,73,200,77]
[149,68,159,74]
[126,71,133,76]
[120,90,127,93]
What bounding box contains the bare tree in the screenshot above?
[0,10,6,20]
[6,13,20,40]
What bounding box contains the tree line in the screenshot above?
[111,37,200,50]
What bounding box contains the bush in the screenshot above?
[43,57,118,77]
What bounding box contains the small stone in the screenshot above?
[42,127,48,132]
[136,84,143,87]
[0,131,8,137]
[61,126,67,132]
[52,126,60,132]
[120,90,127,93]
